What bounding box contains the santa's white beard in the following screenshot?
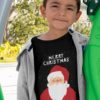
[47,82,69,100]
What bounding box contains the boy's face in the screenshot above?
[40,0,81,31]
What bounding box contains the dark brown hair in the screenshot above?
[43,0,81,12]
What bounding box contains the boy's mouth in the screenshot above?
[54,19,67,22]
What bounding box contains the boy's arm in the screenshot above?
[0,85,4,100]
[17,54,29,100]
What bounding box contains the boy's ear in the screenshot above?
[40,5,46,18]
[75,11,82,21]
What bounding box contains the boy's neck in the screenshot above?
[38,29,68,41]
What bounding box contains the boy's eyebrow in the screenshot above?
[66,4,77,8]
[50,1,60,5]
[49,1,77,8]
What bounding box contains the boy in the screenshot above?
[17,0,88,100]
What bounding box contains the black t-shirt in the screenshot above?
[32,32,79,100]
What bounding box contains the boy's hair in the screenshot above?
[43,0,81,12]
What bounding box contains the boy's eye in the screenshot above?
[67,8,74,11]
[51,5,58,8]
[67,7,74,11]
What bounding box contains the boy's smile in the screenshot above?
[51,18,69,31]
[54,18,68,23]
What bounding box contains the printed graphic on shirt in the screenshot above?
[40,65,76,100]
[43,53,69,66]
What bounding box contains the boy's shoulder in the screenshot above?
[19,29,89,55]
[18,37,32,56]
[77,31,88,45]
[16,37,34,71]
[69,29,89,45]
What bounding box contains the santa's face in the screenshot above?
[49,77,64,86]
[47,79,69,100]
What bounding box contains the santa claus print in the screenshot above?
[40,65,76,100]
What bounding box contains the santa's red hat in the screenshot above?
[47,65,69,82]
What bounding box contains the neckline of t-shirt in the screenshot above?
[34,32,71,43]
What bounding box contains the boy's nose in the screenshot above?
[59,8,66,16]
